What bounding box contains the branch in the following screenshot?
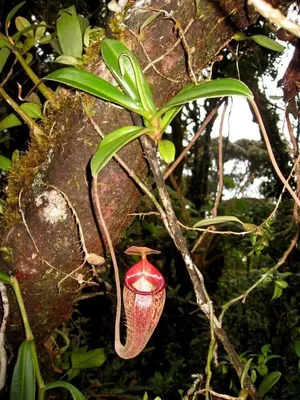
[0,283,9,390]
[248,0,300,39]
[139,134,258,400]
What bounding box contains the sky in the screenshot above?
[210,40,294,199]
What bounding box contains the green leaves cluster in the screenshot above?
[45,39,253,176]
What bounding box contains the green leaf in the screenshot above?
[101,39,140,102]
[275,280,288,289]
[0,47,10,73]
[163,79,253,110]
[15,16,34,38]
[57,5,83,58]
[241,358,252,389]
[24,52,33,64]
[91,126,150,176]
[0,155,12,171]
[35,21,46,41]
[45,68,146,116]
[232,32,247,41]
[143,392,148,400]
[50,38,63,54]
[21,102,42,119]
[71,347,107,370]
[55,55,79,66]
[193,215,244,229]
[250,35,284,52]
[0,102,42,131]
[39,33,54,44]
[294,341,300,357]
[44,381,86,400]
[251,369,257,383]
[5,2,26,35]
[0,270,13,284]
[158,139,175,164]
[23,37,35,52]
[258,371,281,398]
[101,39,156,114]
[10,340,36,400]
[78,15,89,35]
[0,35,11,49]
[271,285,283,300]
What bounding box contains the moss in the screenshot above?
[3,93,83,228]
[108,12,126,40]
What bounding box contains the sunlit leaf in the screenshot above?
[193,215,244,229]
[250,35,284,52]
[55,55,79,66]
[163,79,253,110]
[35,21,46,41]
[45,68,146,116]
[158,139,175,164]
[258,371,281,398]
[91,126,150,176]
[57,5,82,58]
[101,39,139,102]
[5,2,26,34]
[10,340,36,400]
[0,47,10,73]
[0,155,12,171]
[44,381,86,400]
[15,16,34,38]
[101,39,156,114]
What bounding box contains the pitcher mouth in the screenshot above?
[124,259,166,295]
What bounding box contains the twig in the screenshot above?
[211,101,227,217]
[139,134,258,400]
[195,389,244,399]
[219,229,298,325]
[143,16,194,76]
[0,283,9,390]
[249,97,300,209]
[248,0,300,39]
[164,99,224,181]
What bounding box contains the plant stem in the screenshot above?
[0,86,44,136]
[10,277,33,340]
[13,51,54,100]
[10,276,45,396]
